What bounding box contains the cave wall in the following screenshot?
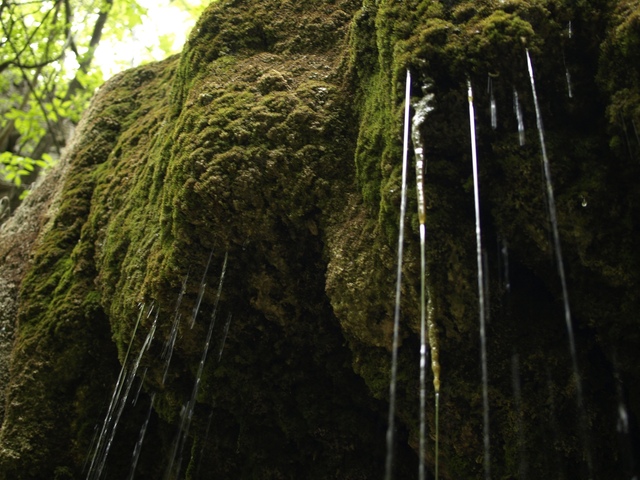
[1,0,639,479]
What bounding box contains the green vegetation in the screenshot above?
[0,0,207,208]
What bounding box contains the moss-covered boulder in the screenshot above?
[1,0,639,478]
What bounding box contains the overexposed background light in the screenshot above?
[94,0,206,80]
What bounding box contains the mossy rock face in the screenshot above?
[1,0,640,479]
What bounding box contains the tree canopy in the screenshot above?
[0,0,206,221]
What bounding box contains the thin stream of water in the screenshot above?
[86,304,146,479]
[565,66,573,99]
[96,312,157,480]
[194,410,215,479]
[415,104,428,480]
[526,49,580,393]
[127,393,156,480]
[164,252,229,480]
[564,22,574,97]
[190,250,213,329]
[526,49,592,477]
[88,306,157,480]
[418,178,429,480]
[383,69,412,480]
[162,275,188,384]
[467,80,491,480]
[132,368,147,407]
[218,312,232,361]
[411,79,439,480]
[563,53,573,99]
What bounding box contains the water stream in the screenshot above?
[162,275,189,384]
[87,305,157,480]
[467,80,491,480]
[164,252,228,480]
[190,250,213,329]
[127,393,156,480]
[411,79,439,480]
[513,88,525,146]
[565,22,574,98]
[85,305,144,479]
[526,48,592,477]
[383,69,412,480]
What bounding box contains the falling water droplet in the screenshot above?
[513,88,525,146]
[618,403,630,434]
[565,68,573,99]
[563,51,574,99]
[488,77,497,130]
[581,196,588,207]
[568,21,573,39]
[501,238,511,293]
[612,353,637,476]
[491,99,497,129]
[468,79,491,480]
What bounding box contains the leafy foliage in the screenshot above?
[0,0,207,208]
